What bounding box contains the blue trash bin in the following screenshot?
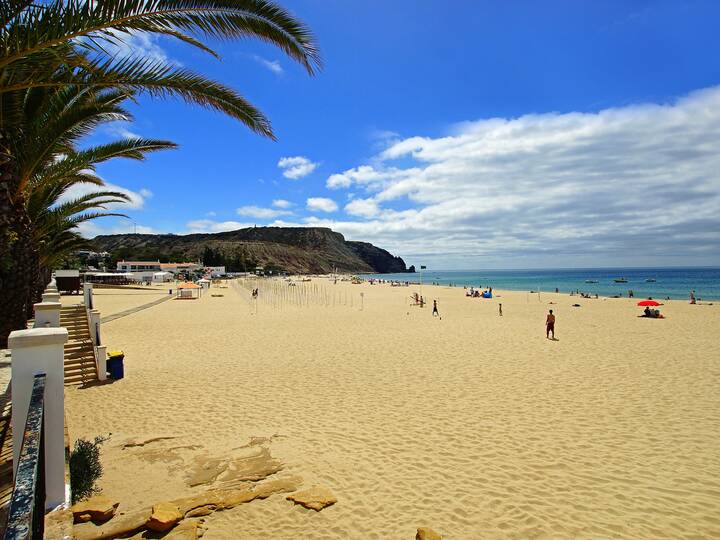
[107,351,125,380]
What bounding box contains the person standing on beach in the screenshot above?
[432,300,439,317]
[546,310,556,339]
[498,303,503,316]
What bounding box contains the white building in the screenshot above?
[116,261,161,282]
[159,262,202,275]
[205,266,226,277]
[152,271,173,283]
[116,260,162,272]
[115,260,202,282]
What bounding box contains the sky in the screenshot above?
[73,0,720,269]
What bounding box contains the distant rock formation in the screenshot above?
[92,226,413,275]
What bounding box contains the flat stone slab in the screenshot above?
[417,527,443,540]
[73,476,302,540]
[147,502,183,532]
[70,495,119,523]
[74,508,151,540]
[165,520,201,540]
[74,476,302,540]
[286,486,337,511]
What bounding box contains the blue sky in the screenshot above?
[75,0,720,269]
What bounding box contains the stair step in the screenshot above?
[64,356,95,365]
[65,364,97,374]
[64,368,96,378]
[65,352,92,358]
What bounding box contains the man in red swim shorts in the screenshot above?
[546,309,556,339]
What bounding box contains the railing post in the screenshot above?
[83,282,94,310]
[9,328,68,510]
[95,345,108,382]
[41,291,60,304]
[89,309,102,346]
[33,302,62,329]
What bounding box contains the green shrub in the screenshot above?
[69,436,107,503]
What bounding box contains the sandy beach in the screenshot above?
[64,280,720,539]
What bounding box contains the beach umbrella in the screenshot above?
[637,300,660,306]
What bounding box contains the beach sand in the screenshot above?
[64,280,720,539]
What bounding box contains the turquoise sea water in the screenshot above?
[367,267,720,300]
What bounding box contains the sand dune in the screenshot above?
[64,280,720,538]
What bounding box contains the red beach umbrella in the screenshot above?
[637,300,660,306]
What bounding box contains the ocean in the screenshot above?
[367,267,720,300]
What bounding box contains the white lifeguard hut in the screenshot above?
[197,278,211,291]
[153,271,172,283]
[177,282,201,299]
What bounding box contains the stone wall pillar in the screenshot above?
[88,309,101,346]
[9,327,68,509]
[41,291,61,303]
[33,302,62,328]
[95,345,108,381]
[83,282,94,310]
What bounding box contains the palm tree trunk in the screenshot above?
[28,262,44,315]
[0,157,38,348]
[31,264,51,310]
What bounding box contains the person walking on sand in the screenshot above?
[498,303,503,316]
[432,300,439,317]
[546,310,556,339]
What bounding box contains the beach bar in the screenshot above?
[176,282,201,299]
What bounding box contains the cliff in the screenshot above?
[91,227,412,275]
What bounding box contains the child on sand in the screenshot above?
[432,300,439,317]
[499,303,503,316]
[546,310,556,339]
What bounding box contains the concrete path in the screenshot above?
[101,295,172,324]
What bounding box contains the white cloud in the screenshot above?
[278,156,318,179]
[319,87,720,267]
[106,121,141,140]
[345,198,380,218]
[252,55,283,75]
[186,220,253,233]
[272,199,293,209]
[306,197,338,213]
[76,220,156,238]
[206,211,217,217]
[236,205,293,219]
[57,179,149,210]
[327,165,418,190]
[139,188,153,198]
[103,30,172,64]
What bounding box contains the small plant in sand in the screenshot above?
[69,436,108,503]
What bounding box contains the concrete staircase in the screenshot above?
[60,305,98,385]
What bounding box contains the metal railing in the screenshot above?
[3,374,46,540]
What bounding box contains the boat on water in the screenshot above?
[645,278,656,282]
[614,278,628,283]
[584,280,599,283]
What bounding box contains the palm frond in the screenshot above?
[74,138,178,164]
[1,0,321,74]
[5,56,276,137]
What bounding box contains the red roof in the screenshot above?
[160,263,199,269]
[177,282,201,289]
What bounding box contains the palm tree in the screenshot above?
[31,190,130,276]
[17,83,177,311]
[0,0,321,344]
